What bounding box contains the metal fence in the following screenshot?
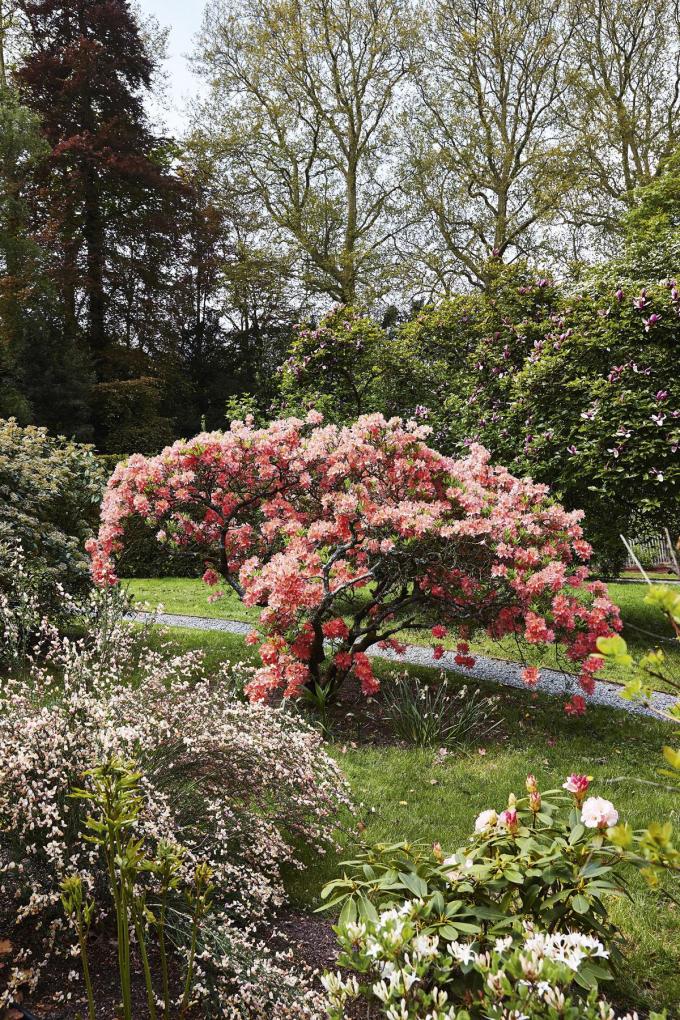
[623,531,676,569]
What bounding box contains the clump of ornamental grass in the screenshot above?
[382,672,501,748]
[0,589,350,1017]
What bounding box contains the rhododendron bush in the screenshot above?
[0,596,349,1015]
[89,413,621,712]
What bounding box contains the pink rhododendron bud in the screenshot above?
[525,774,539,793]
[562,774,591,805]
[432,842,444,862]
[581,796,618,829]
[529,791,542,813]
[498,808,519,833]
[474,809,498,833]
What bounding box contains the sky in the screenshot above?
[136,0,205,133]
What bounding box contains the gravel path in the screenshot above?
[131,611,677,722]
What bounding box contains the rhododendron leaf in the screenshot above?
[357,895,379,922]
[448,921,482,934]
[571,893,590,914]
[568,823,585,845]
[338,897,357,927]
[398,871,428,898]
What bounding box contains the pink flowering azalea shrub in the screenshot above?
[88,413,622,713]
[0,599,349,1015]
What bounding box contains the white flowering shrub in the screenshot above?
[0,600,350,1016]
[322,900,666,1020]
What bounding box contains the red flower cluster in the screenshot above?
[88,413,621,709]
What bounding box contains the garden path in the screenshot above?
[130,611,677,721]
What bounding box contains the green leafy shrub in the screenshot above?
[321,776,627,960]
[0,418,104,621]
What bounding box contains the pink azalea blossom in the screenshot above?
[88,414,621,707]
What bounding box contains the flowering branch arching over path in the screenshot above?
[89,413,622,712]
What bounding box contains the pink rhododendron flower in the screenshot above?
[522,666,540,687]
[581,797,618,829]
[202,567,221,587]
[564,695,587,716]
[431,624,448,638]
[322,618,350,641]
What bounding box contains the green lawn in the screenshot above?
[125,576,679,691]
[143,624,680,1013]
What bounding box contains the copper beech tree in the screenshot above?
[89,413,621,711]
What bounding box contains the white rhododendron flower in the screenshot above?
[580,796,619,829]
[474,808,498,832]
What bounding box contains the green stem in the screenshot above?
[133,903,158,1020]
[178,916,199,1018]
[76,911,96,1020]
[158,898,170,1019]
[107,819,132,1020]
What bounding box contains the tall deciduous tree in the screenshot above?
[564,0,680,237]
[403,0,574,291]
[195,0,419,304]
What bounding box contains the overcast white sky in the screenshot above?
[136,0,205,134]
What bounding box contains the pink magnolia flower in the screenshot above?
[581,797,618,829]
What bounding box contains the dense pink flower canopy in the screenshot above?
[88,413,621,710]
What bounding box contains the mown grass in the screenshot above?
[147,622,680,1013]
[126,576,680,692]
